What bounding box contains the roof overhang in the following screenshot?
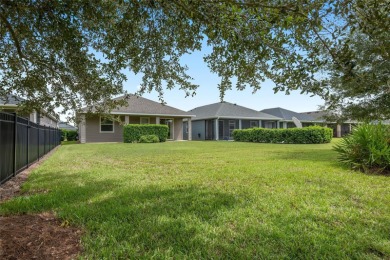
[79,111,196,118]
[192,116,282,121]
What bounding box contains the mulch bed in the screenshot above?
[0,213,82,260]
[0,148,83,259]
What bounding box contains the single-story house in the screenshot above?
[302,111,357,137]
[59,121,78,131]
[185,102,281,140]
[0,94,59,127]
[78,95,195,143]
[260,107,323,128]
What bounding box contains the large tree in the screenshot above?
[320,0,390,121]
[0,0,388,119]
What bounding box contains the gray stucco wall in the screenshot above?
[192,120,205,140]
[84,115,186,142]
[39,114,58,127]
[85,115,124,143]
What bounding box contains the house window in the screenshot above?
[100,117,114,133]
[140,117,150,124]
[250,121,258,128]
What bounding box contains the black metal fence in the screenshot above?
[0,112,61,184]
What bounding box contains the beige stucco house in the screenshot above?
[78,95,195,143]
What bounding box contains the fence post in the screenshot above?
[27,119,30,168]
[37,126,40,161]
[13,113,17,177]
[44,126,46,155]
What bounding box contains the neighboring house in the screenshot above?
[302,111,356,137]
[59,121,78,131]
[260,107,323,128]
[78,95,195,143]
[186,102,281,140]
[0,94,59,127]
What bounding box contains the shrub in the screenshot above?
[60,129,66,141]
[123,124,168,143]
[66,130,78,141]
[60,129,78,141]
[333,123,390,174]
[139,135,160,143]
[233,126,332,144]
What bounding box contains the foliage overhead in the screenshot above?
[0,0,388,119]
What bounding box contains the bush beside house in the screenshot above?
[61,129,78,141]
[233,126,333,144]
[123,124,169,143]
[139,135,160,143]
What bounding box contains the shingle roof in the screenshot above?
[260,107,318,122]
[189,102,281,120]
[59,122,78,131]
[302,111,358,124]
[0,94,24,105]
[81,95,193,117]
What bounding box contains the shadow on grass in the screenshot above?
[0,171,240,258]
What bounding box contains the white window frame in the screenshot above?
[100,116,114,133]
[140,117,150,124]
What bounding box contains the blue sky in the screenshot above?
[122,47,324,113]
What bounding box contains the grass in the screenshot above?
[61,140,78,145]
[1,140,389,259]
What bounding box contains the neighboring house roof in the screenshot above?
[189,102,281,120]
[0,94,24,107]
[0,94,59,122]
[261,107,319,122]
[59,122,78,131]
[302,111,357,124]
[81,95,194,117]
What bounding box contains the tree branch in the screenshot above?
[0,6,25,61]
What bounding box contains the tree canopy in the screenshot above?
[0,0,388,120]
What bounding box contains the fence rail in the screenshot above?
[0,112,61,184]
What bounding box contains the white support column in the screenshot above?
[156,116,160,124]
[79,114,86,143]
[349,123,352,133]
[284,122,287,129]
[259,120,262,128]
[125,115,129,125]
[215,119,219,140]
[336,124,342,137]
[188,118,192,140]
[239,119,242,129]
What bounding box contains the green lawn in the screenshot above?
[1,141,389,259]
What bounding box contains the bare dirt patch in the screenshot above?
[0,147,83,259]
[0,212,82,260]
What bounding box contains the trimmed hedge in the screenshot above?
[233,126,333,144]
[139,135,160,143]
[123,124,169,143]
[60,129,78,141]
